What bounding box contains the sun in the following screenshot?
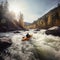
[8,5,20,19]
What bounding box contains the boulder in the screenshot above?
[45,26,60,36]
[13,31,20,33]
[0,37,12,51]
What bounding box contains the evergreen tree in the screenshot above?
[58,3,60,7]
[19,13,24,28]
[0,1,4,23]
[3,0,8,13]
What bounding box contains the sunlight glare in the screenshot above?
[9,5,20,19]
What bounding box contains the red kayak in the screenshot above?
[22,35,32,41]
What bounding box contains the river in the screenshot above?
[0,29,60,60]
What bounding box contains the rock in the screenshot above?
[0,56,4,60]
[13,31,20,33]
[35,28,40,31]
[45,26,60,36]
[0,37,12,51]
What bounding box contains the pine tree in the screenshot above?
[0,1,4,22]
[3,0,8,13]
[19,13,24,28]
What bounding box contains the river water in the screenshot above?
[0,29,60,60]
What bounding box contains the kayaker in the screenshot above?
[26,33,30,38]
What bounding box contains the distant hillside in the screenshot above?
[24,22,31,25]
[26,5,60,29]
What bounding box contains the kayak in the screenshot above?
[22,35,32,41]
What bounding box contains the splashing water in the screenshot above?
[0,29,60,60]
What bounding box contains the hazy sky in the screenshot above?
[0,0,60,23]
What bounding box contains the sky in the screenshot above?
[0,0,60,23]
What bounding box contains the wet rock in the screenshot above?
[13,31,20,33]
[0,37,12,51]
[45,26,60,36]
[0,56,4,60]
[35,28,40,31]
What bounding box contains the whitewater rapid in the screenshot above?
[0,29,60,60]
